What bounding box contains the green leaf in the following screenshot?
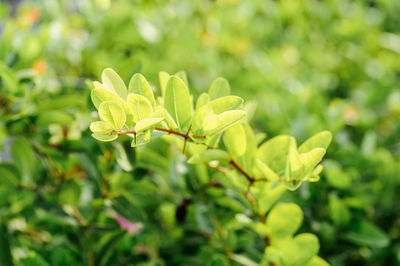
[164,76,193,131]
[343,220,390,248]
[257,135,296,174]
[159,71,170,97]
[254,183,286,214]
[128,73,156,106]
[208,77,230,100]
[102,68,128,99]
[290,234,320,266]
[307,256,330,266]
[196,92,210,110]
[266,203,303,239]
[152,107,178,128]
[58,181,81,205]
[135,117,164,133]
[223,123,246,157]
[285,147,304,181]
[329,194,351,228]
[11,136,38,184]
[90,121,114,134]
[175,70,188,87]
[203,110,246,136]
[188,150,230,164]
[127,94,153,122]
[300,148,326,174]
[298,131,332,154]
[99,101,126,130]
[200,96,243,115]
[256,160,280,181]
[92,133,118,142]
[36,111,74,127]
[91,88,134,126]
[0,224,13,266]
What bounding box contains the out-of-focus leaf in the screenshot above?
[343,220,390,248]
[298,131,332,154]
[208,77,230,100]
[266,203,303,239]
[11,136,38,184]
[188,149,230,164]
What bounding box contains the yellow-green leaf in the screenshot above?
[298,131,332,154]
[102,68,128,99]
[127,94,153,123]
[164,76,193,131]
[223,123,246,157]
[98,101,126,130]
[208,77,230,100]
[135,117,164,133]
[128,73,156,106]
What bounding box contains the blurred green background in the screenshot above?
[1,0,400,265]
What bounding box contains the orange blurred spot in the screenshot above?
[23,8,42,24]
[33,60,47,75]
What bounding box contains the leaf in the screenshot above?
[256,160,280,181]
[151,107,178,128]
[164,76,193,131]
[135,117,164,133]
[223,123,246,157]
[36,111,74,126]
[203,110,246,136]
[11,136,38,184]
[257,135,296,174]
[329,194,351,228]
[343,220,390,248]
[175,70,188,86]
[195,92,209,110]
[266,203,303,239]
[128,73,156,106]
[0,224,13,266]
[98,101,126,130]
[127,94,153,122]
[159,71,170,97]
[92,133,118,142]
[91,88,134,126]
[95,230,127,266]
[200,96,244,114]
[285,147,304,181]
[298,131,332,154]
[307,256,330,266]
[90,121,114,134]
[256,183,286,214]
[188,149,230,164]
[300,148,326,174]
[290,234,320,266]
[208,77,230,100]
[58,181,81,205]
[102,68,128,99]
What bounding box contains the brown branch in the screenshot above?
[229,158,255,183]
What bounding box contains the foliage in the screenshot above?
[0,0,399,265]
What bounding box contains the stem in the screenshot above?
[229,158,255,183]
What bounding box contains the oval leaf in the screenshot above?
[99,101,126,131]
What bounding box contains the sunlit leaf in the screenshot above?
[98,101,126,130]
[102,68,128,99]
[127,93,153,122]
[164,76,193,131]
[208,77,230,100]
[128,73,156,106]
